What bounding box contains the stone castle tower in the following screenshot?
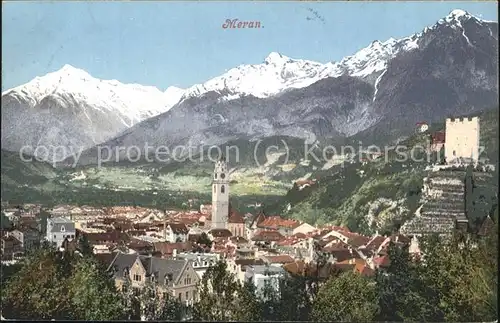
[211,156,229,229]
[445,116,480,164]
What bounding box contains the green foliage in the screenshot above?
[196,232,213,248]
[68,257,123,320]
[193,260,240,321]
[1,212,13,229]
[2,246,124,320]
[77,235,94,256]
[312,271,379,322]
[232,281,262,321]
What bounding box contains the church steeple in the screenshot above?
[211,157,229,229]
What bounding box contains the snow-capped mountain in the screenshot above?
[2,9,498,164]
[2,65,184,124]
[68,9,497,166]
[1,65,186,162]
[177,9,497,104]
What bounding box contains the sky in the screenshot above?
[2,1,498,91]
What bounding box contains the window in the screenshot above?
[221,173,225,179]
[122,285,128,293]
[163,292,169,299]
[214,173,217,179]
[221,185,225,193]
[186,291,189,300]
[60,225,65,232]
[453,150,456,156]
[213,185,216,193]
[133,274,142,282]
[178,293,182,301]
[53,234,56,239]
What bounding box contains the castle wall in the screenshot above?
[445,117,480,163]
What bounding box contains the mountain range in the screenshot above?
[1,9,498,165]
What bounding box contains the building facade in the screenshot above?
[445,116,480,163]
[211,157,230,229]
[108,252,200,306]
[46,217,76,248]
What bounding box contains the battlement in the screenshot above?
[446,116,479,124]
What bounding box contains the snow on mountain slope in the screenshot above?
[2,65,185,126]
[177,32,419,102]
[178,9,491,104]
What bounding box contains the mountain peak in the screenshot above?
[53,64,92,80]
[441,9,477,24]
[264,52,291,65]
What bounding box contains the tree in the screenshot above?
[196,232,212,248]
[312,271,379,322]
[157,291,184,321]
[376,241,436,321]
[258,270,282,321]
[2,246,72,320]
[232,280,262,321]
[121,275,141,320]
[140,278,162,320]
[277,274,313,321]
[193,260,239,321]
[68,257,124,320]
[77,234,94,256]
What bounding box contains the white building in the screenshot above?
[445,116,480,163]
[46,217,76,248]
[163,223,189,243]
[211,157,230,229]
[244,265,286,297]
[174,252,220,279]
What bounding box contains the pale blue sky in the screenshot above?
[2,1,497,91]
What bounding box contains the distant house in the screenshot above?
[416,122,429,133]
[244,265,287,297]
[107,252,200,306]
[164,223,189,243]
[1,235,23,260]
[430,131,446,152]
[227,208,246,238]
[9,227,40,251]
[46,217,76,248]
[174,252,220,279]
[257,216,300,236]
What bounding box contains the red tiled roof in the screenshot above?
[324,241,350,250]
[84,231,129,244]
[344,232,371,248]
[365,236,388,250]
[432,131,446,144]
[258,216,300,230]
[153,242,193,255]
[251,230,284,242]
[265,255,295,264]
[228,209,245,224]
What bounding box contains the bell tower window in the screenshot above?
[221,185,225,193]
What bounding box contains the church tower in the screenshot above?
[211,156,229,229]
